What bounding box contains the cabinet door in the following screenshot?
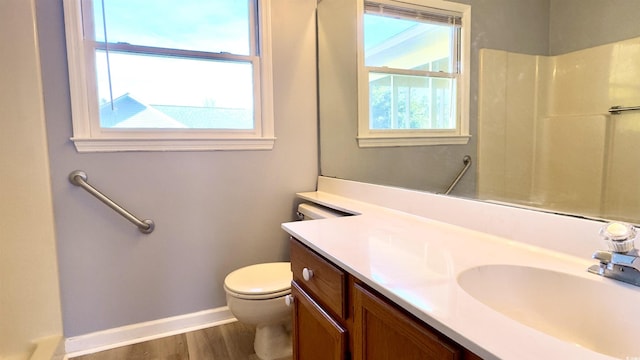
[291,281,347,360]
[353,283,461,360]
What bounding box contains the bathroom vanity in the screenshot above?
[290,237,481,359]
[281,176,639,360]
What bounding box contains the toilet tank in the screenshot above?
[297,203,349,220]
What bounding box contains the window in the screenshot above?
[357,0,470,147]
[63,0,274,152]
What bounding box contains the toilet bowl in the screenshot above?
[224,203,346,359]
[224,262,293,360]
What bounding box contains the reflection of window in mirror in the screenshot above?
[357,0,470,147]
[63,0,274,152]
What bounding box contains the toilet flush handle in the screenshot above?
[302,267,314,281]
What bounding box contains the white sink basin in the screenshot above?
[457,264,640,359]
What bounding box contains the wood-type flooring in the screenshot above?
[69,321,262,360]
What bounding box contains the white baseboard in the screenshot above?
[64,307,235,357]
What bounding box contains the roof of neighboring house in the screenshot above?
[151,105,252,129]
[99,94,252,129]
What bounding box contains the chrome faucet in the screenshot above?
[588,222,640,287]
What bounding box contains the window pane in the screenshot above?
[91,0,252,55]
[96,51,254,129]
[369,73,455,130]
[364,13,453,71]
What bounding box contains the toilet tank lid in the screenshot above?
[224,262,292,295]
[298,203,348,219]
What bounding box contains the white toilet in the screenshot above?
[224,262,293,360]
[224,203,346,360]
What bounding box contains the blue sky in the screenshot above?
[92,0,251,55]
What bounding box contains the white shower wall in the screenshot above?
[0,0,63,358]
[478,36,640,222]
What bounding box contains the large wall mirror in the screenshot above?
[318,0,640,224]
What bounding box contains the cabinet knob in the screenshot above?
[302,267,314,281]
[285,294,294,307]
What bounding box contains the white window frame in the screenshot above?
[63,0,275,152]
[356,0,471,148]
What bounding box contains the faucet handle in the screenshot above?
[600,222,637,253]
[592,250,612,263]
[601,222,635,240]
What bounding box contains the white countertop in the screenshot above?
[282,185,633,360]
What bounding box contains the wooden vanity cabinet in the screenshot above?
[352,282,460,360]
[290,237,482,360]
[290,239,349,359]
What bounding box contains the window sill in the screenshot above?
[71,137,276,152]
[357,135,470,148]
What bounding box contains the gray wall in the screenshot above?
[36,0,318,337]
[471,0,550,55]
[318,0,550,197]
[550,0,640,55]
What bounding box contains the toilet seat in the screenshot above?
[224,262,292,300]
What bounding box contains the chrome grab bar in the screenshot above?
[68,170,155,234]
[608,105,640,115]
[443,155,472,195]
